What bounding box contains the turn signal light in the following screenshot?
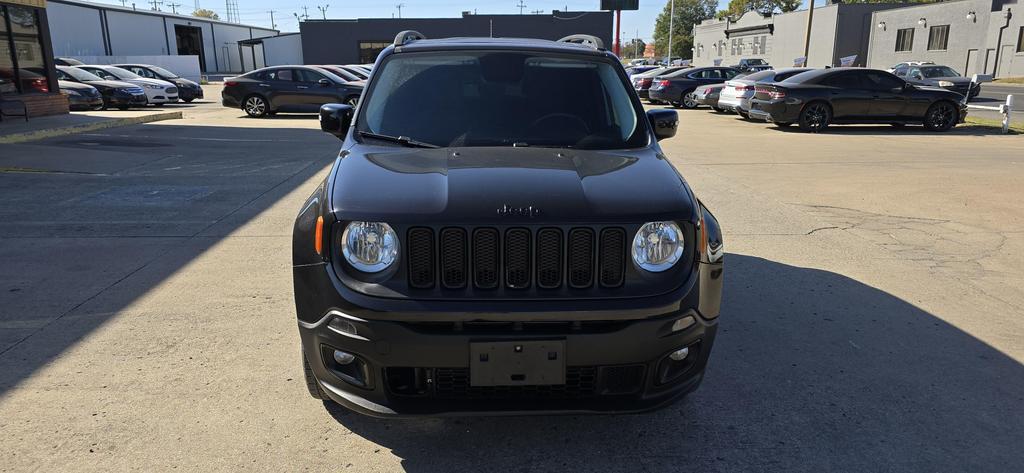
[314,215,324,255]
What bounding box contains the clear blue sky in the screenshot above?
[88,0,814,42]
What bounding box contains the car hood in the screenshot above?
[330,145,697,225]
[128,77,174,87]
[82,79,140,90]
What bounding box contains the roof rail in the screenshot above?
[393,30,426,47]
[557,34,604,50]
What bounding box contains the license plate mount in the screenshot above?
[469,341,565,387]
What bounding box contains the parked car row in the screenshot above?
[222,64,370,118]
[673,67,969,132]
[54,63,202,111]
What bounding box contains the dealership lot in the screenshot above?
[1,95,1023,471]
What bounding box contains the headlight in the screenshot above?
[938,80,955,87]
[341,222,399,272]
[632,221,684,272]
[144,84,163,89]
[63,89,80,96]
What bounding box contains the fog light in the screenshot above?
[671,316,695,333]
[333,349,356,365]
[669,347,690,361]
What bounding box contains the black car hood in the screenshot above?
[330,145,697,225]
[83,79,138,90]
[172,78,199,88]
[58,80,96,92]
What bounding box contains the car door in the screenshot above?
[294,69,340,112]
[863,71,909,119]
[818,71,871,120]
[262,68,301,111]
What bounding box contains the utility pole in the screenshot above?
[395,3,404,18]
[635,29,640,59]
[302,6,310,18]
[802,0,815,64]
[119,0,127,6]
[667,0,675,64]
[149,0,161,11]
[531,9,543,14]
[167,2,180,14]
[317,4,329,19]
[267,10,277,29]
[516,0,526,15]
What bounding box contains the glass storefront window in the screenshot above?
[1,4,50,94]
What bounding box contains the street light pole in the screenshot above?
[802,0,815,64]
[667,0,675,64]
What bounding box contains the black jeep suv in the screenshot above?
[293,32,725,416]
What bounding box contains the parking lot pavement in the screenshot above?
[1,102,1023,471]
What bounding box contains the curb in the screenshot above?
[0,111,183,144]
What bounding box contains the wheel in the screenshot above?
[681,91,699,109]
[243,95,269,118]
[302,352,326,400]
[183,98,195,103]
[737,110,749,119]
[344,95,359,107]
[923,101,958,132]
[798,102,831,132]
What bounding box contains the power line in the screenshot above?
[148,0,162,11]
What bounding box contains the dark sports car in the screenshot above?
[648,67,741,109]
[222,65,363,117]
[294,32,724,417]
[893,64,980,100]
[747,68,967,132]
[114,64,205,102]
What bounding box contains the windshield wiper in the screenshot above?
[357,131,438,148]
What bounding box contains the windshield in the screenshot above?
[150,66,178,78]
[919,66,959,78]
[61,67,103,82]
[357,51,645,149]
[106,67,142,80]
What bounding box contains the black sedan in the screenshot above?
[55,66,148,110]
[59,80,104,110]
[222,65,363,118]
[748,68,966,132]
[648,67,741,109]
[894,64,980,100]
[114,64,205,102]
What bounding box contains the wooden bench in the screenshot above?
[0,90,29,122]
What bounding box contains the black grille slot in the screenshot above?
[439,228,467,289]
[505,229,531,289]
[472,229,500,289]
[599,228,626,287]
[535,228,563,289]
[407,228,435,289]
[433,367,598,399]
[567,228,595,288]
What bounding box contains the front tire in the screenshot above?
[798,102,831,132]
[302,352,326,400]
[243,95,269,118]
[923,101,958,132]
[344,95,359,107]
[183,98,195,103]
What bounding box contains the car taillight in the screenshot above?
[224,81,238,87]
[641,78,652,86]
[769,89,786,99]
[735,85,749,92]
[658,80,671,86]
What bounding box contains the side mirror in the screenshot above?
[318,78,332,87]
[319,103,354,138]
[647,109,678,141]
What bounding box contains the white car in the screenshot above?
[74,65,178,105]
[885,61,934,73]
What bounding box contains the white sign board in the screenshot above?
[839,55,858,67]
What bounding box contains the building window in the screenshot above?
[927,25,949,51]
[1017,26,1024,53]
[358,41,390,64]
[0,5,50,94]
[895,28,914,52]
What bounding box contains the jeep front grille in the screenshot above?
[407,226,627,291]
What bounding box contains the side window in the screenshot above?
[893,65,909,77]
[723,69,739,79]
[296,69,327,83]
[706,69,722,79]
[864,72,904,91]
[267,69,294,81]
[821,72,863,89]
[56,70,70,81]
[907,67,922,80]
[86,68,114,80]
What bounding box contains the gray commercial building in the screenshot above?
[866,0,1021,77]
[692,3,905,69]
[46,0,278,73]
[298,11,613,65]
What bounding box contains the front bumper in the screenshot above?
[68,95,104,110]
[295,259,723,417]
[106,92,149,107]
[179,86,204,101]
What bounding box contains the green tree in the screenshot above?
[192,8,220,20]
[717,0,801,20]
[624,38,647,59]
[653,0,717,60]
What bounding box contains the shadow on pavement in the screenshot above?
[0,123,336,395]
[324,254,1024,472]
